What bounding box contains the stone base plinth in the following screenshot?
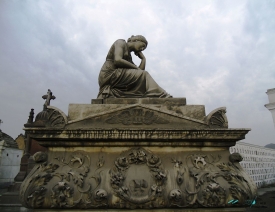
[30,208,247,212]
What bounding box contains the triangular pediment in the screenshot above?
[66,104,209,130]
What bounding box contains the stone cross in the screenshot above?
[42,89,56,110]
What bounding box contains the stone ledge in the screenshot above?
[24,128,250,147]
[39,140,237,147]
[92,98,186,105]
[25,128,250,139]
[13,207,247,212]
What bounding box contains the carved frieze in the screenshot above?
[20,148,257,209]
[106,109,169,125]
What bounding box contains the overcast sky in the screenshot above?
[1,0,275,146]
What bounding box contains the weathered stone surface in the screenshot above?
[92,98,186,105]
[20,99,257,210]
[91,99,103,104]
[68,102,204,129]
[19,146,256,209]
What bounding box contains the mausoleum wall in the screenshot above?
[230,142,275,188]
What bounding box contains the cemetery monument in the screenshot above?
[19,35,257,211]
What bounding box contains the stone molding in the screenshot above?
[24,128,250,143]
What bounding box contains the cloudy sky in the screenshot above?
[0,0,275,146]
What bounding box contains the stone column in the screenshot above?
[265,88,275,128]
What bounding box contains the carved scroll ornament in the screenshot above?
[205,107,228,128]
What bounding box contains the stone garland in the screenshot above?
[20,148,256,209]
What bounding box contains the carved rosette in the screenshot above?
[110,148,167,208]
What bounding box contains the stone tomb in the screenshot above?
[20,98,257,211]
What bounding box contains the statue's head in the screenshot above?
[128,35,148,46]
[127,35,148,52]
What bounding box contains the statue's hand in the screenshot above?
[135,51,145,60]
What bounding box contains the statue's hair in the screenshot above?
[127,35,148,47]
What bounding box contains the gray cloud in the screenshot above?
[0,0,274,145]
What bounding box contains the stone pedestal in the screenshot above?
[19,98,257,210]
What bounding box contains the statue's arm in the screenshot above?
[114,41,138,69]
[135,52,146,70]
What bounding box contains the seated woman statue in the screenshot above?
[97,35,172,99]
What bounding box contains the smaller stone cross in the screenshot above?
[42,89,56,110]
[0,119,3,128]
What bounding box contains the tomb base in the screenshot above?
[20,98,257,210]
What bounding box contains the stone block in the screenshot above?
[91,99,103,104]
[91,98,186,105]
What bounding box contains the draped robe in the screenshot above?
[97,39,171,99]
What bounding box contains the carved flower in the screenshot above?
[51,181,73,207]
[157,186,162,194]
[169,189,182,202]
[57,181,66,188]
[207,183,220,192]
[194,156,206,169]
[118,186,129,197]
[151,184,162,194]
[129,149,147,164]
[117,157,128,167]
[110,173,124,187]
[94,189,107,202]
[155,171,167,181]
[148,155,160,165]
[151,184,157,191]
